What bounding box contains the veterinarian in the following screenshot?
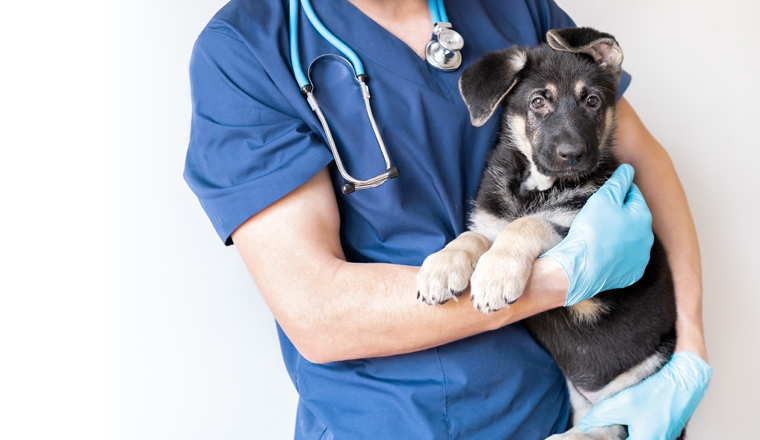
[185,0,712,438]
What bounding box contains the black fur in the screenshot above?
[526,239,676,391]
[460,28,681,438]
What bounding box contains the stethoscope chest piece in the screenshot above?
[426,22,464,71]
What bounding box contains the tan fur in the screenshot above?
[598,107,615,150]
[575,81,586,98]
[532,209,578,229]
[509,115,556,190]
[567,298,610,324]
[509,115,533,158]
[417,231,492,305]
[545,83,558,97]
[469,210,508,243]
[470,217,562,312]
[441,231,492,254]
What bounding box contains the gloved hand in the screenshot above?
[541,164,654,307]
[579,351,713,440]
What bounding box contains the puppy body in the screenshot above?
[417,28,680,440]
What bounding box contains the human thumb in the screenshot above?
[623,183,651,215]
[595,164,635,207]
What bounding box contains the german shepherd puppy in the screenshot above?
[417,28,680,440]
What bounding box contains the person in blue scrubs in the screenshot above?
[185,0,711,438]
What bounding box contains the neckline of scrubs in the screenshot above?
[312,0,463,98]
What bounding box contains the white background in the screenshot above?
[1,0,758,439]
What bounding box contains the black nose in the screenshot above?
[556,143,587,165]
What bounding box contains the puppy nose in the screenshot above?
[556,143,587,165]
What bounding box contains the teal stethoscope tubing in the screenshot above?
[288,0,451,193]
[429,0,448,23]
[290,0,365,88]
[290,0,450,86]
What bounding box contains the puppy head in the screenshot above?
[459,27,624,181]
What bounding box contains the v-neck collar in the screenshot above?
[311,0,464,98]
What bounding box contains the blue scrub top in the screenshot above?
[185,0,631,438]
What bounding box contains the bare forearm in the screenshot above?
[615,98,707,361]
[300,257,566,363]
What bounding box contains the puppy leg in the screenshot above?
[592,352,669,403]
[417,231,492,305]
[545,426,626,440]
[545,381,626,440]
[470,217,561,313]
[547,352,671,440]
[568,379,593,426]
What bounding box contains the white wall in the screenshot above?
[2,0,757,439]
[100,1,300,439]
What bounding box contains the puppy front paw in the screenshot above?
[469,249,534,313]
[417,249,478,305]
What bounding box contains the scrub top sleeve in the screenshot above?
[531,0,632,98]
[184,28,334,245]
[532,0,577,34]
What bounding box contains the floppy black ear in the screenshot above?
[459,47,527,127]
[546,27,623,74]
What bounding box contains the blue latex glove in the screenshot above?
[579,352,713,440]
[542,164,654,306]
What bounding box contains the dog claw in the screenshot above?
[417,291,420,299]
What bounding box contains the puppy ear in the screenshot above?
[546,27,623,74]
[459,47,527,127]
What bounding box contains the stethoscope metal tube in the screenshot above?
[289,0,462,194]
[304,58,398,194]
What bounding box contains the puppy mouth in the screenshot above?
[535,157,598,179]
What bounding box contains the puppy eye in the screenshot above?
[531,97,546,108]
[586,95,600,107]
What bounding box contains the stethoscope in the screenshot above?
[289,0,464,194]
